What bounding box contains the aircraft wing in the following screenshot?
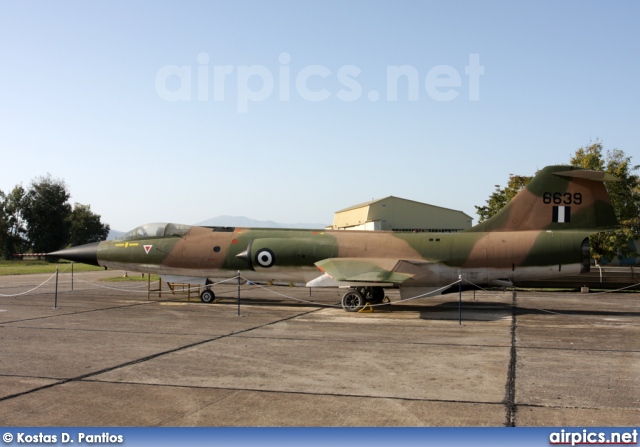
[310,257,431,286]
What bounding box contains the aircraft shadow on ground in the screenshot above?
[200,294,339,308]
[414,301,640,321]
[172,293,640,321]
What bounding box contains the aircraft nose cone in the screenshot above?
[48,242,101,266]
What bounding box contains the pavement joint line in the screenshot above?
[504,292,518,427]
[0,299,173,326]
[0,288,129,297]
[0,324,228,337]
[0,306,324,404]
[13,373,635,413]
[517,346,640,354]
[0,373,61,381]
[78,379,507,407]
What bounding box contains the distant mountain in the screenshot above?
[195,215,328,229]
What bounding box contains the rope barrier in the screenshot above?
[577,282,640,295]
[461,277,640,317]
[71,277,160,293]
[0,271,58,297]
[239,278,343,307]
[69,275,239,294]
[1,267,638,318]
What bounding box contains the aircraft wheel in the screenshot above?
[341,290,366,312]
[200,289,216,304]
[361,286,384,304]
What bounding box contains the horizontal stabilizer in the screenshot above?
[553,169,620,182]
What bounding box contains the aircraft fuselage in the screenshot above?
[94,225,589,289]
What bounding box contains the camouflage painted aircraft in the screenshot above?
[50,165,619,311]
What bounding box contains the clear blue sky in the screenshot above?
[1,0,639,231]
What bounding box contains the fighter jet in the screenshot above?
[50,165,619,311]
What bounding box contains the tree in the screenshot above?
[570,141,640,262]
[21,174,72,253]
[1,174,111,256]
[0,190,8,259]
[569,143,605,171]
[0,186,28,259]
[475,174,533,223]
[68,203,110,247]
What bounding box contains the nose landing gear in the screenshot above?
[200,288,216,303]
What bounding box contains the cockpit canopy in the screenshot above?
[116,223,192,241]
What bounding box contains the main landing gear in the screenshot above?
[340,286,385,312]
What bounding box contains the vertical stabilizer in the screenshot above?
[466,165,619,233]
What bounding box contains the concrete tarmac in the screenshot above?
[0,270,639,426]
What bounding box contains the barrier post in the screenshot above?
[458,275,462,326]
[54,266,59,309]
[237,270,241,317]
[71,262,74,291]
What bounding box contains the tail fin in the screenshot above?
[467,165,619,233]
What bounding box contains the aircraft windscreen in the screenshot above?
[116,223,192,240]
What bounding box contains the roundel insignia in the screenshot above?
[255,248,275,268]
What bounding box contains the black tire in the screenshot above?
[200,289,216,304]
[341,290,366,312]
[362,286,385,304]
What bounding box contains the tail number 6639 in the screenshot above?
[543,192,582,205]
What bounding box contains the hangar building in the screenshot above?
[328,196,473,232]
